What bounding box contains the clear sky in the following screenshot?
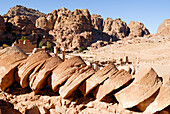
[0,0,170,33]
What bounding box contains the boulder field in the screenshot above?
[0,46,169,113]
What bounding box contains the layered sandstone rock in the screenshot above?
[52,56,86,92]
[97,69,132,101]
[18,51,51,88]
[157,19,170,35]
[103,18,129,39]
[59,66,95,99]
[80,63,118,96]
[0,46,27,91]
[91,14,104,31]
[115,67,162,109]
[144,75,170,113]
[29,56,63,94]
[0,15,6,34]
[128,21,150,37]
[4,5,45,23]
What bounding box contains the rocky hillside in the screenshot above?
[2,5,170,51]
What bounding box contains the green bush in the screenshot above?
[20,36,27,41]
[39,41,45,48]
[46,41,51,50]
[79,46,88,52]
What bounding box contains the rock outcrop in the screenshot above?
[128,21,150,37]
[36,15,55,31]
[4,5,45,23]
[144,75,170,113]
[80,63,118,96]
[18,51,51,88]
[0,46,27,91]
[103,18,129,39]
[157,19,170,35]
[51,56,86,92]
[97,69,132,101]
[115,67,162,110]
[91,14,104,31]
[47,8,93,51]
[30,56,63,94]
[8,15,36,35]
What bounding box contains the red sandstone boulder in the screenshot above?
[59,66,95,99]
[144,75,170,113]
[0,46,27,91]
[18,51,51,88]
[29,56,63,94]
[97,69,132,101]
[115,67,162,109]
[79,63,118,96]
[51,56,86,92]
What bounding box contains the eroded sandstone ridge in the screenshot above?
[0,46,169,114]
[0,5,152,52]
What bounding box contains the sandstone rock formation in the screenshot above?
[51,56,86,92]
[115,67,162,109]
[7,15,36,35]
[103,18,129,39]
[4,5,45,23]
[157,19,170,35]
[18,51,51,88]
[0,46,27,91]
[144,75,170,113]
[59,66,95,99]
[0,47,169,113]
[80,63,118,96]
[36,15,55,31]
[97,69,132,101]
[128,21,150,37]
[91,14,104,31]
[47,8,93,51]
[29,56,63,94]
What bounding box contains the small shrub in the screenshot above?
[20,36,27,41]
[3,44,9,47]
[39,41,45,48]
[46,41,51,50]
[79,46,88,52]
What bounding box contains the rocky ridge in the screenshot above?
[0,5,170,51]
[4,5,45,23]
[0,46,169,113]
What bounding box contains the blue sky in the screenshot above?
[0,0,170,33]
